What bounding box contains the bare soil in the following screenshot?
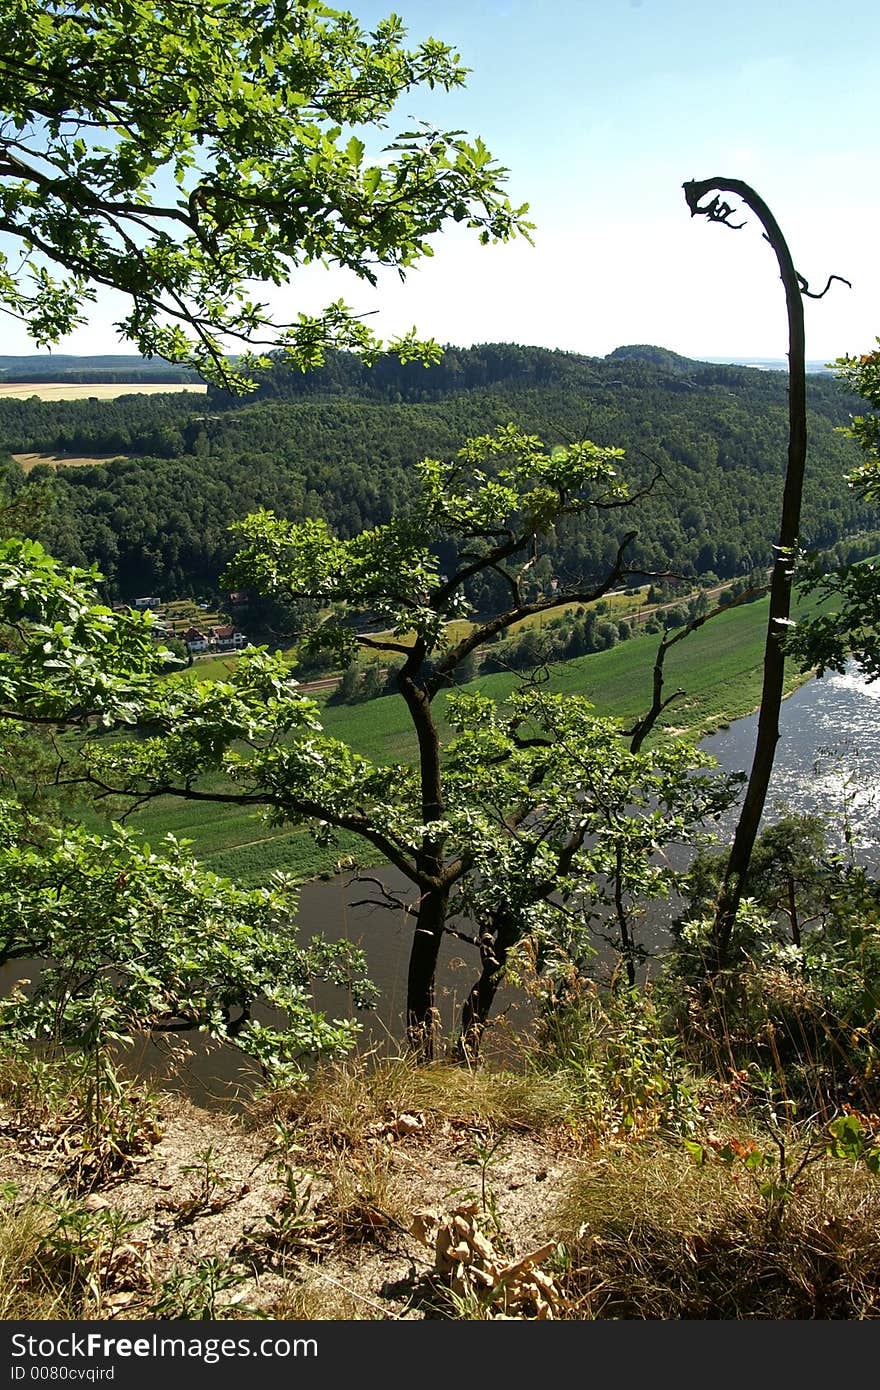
[0,1088,582,1320]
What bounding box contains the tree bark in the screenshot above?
[455,914,520,1063]
[397,656,449,1057]
[406,882,449,1060]
[683,177,807,969]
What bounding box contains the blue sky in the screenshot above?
[6,0,879,363]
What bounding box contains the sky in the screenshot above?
[5,0,880,364]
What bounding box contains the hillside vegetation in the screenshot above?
[0,344,868,602]
[2,347,879,1326]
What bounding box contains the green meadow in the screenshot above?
[109,590,820,887]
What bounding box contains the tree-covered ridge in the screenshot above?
[212,340,847,403]
[0,343,872,601]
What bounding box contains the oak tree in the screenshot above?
[0,0,531,386]
[71,426,730,1056]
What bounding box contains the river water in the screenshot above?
[291,665,880,1064]
[701,667,880,861]
[4,666,878,1100]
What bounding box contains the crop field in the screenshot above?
[0,382,207,400]
[118,589,821,886]
[12,451,129,472]
[375,585,654,650]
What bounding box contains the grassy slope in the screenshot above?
[118,591,815,886]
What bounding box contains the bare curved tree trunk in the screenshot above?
[683,178,816,969]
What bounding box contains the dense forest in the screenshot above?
[0,343,871,603]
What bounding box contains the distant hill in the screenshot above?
[605,344,703,373]
[203,341,835,408]
[0,341,872,601]
[0,354,201,384]
[0,345,833,385]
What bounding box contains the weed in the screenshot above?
[453,1128,508,1231]
[150,1258,253,1320]
[0,1187,149,1319]
[180,1146,226,1210]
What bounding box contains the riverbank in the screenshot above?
[4,995,880,1321]
[119,589,817,886]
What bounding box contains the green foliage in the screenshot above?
[150,1257,251,1320]
[827,1112,880,1176]
[442,685,735,975]
[0,797,376,1083]
[658,822,880,1103]
[0,0,531,384]
[788,553,880,681]
[224,423,628,658]
[0,536,170,724]
[1,345,865,605]
[787,341,880,680]
[0,1186,146,1318]
[833,343,880,487]
[0,422,743,1048]
[528,982,699,1139]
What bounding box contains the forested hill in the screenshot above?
[207,341,823,405]
[0,353,200,384]
[0,344,873,602]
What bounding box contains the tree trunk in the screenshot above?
[397,661,449,1059]
[406,883,449,1060]
[684,178,808,970]
[455,915,519,1063]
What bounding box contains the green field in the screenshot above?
[108,590,819,887]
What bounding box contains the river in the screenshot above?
[4,665,878,1100]
[288,664,880,1067]
[701,666,880,860]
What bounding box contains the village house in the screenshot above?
[182,626,209,653]
[210,624,248,650]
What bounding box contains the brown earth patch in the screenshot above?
[0,1082,582,1321]
[12,451,129,471]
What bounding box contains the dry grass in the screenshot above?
[4,1034,880,1320]
[0,1204,69,1319]
[261,1052,578,1152]
[0,1193,152,1320]
[267,1273,386,1320]
[554,1140,880,1318]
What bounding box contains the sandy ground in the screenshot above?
[0,1086,582,1321]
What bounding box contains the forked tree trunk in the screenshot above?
[683,178,808,969]
[455,914,519,1063]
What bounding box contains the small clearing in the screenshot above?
[12,451,129,471]
[0,383,206,400]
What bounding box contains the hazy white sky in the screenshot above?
[5,0,879,363]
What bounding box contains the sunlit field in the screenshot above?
[12,451,130,471]
[116,590,821,886]
[0,382,206,400]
